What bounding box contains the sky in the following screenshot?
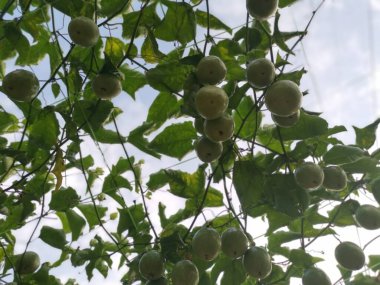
[2,0,380,284]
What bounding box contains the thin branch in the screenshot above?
[0,0,15,20]
[77,138,131,263]
[363,234,380,250]
[98,0,130,26]
[111,114,159,240]
[202,0,210,54]
[118,0,151,67]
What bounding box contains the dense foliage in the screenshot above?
[0,0,380,284]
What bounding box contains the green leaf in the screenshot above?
[279,0,302,8]
[164,168,206,198]
[29,106,59,150]
[24,173,54,200]
[221,259,246,285]
[155,0,196,45]
[353,118,380,149]
[210,39,245,60]
[146,92,180,131]
[257,125,288,154]
[146,62,193,93]
[0,38,16,61]
[117,205,143,236]
[210,40,245,81]
[264,174,310,217]
[122,4,160,38]
[49,187,80,212]
[66,209,86,241]
[91,127,126,144]
[232,159,265,212]
[151,167,205,198]
[30,263,63,285]
[351,274,380,285]
[0,110,18,134]
[120,65,147,99]
[51,82,60,98]
[147,170,168,191]
[368,255,380,272]
[277,69,307,85]
[341,157,378,174]
[72,100,114,132]
[105,37,125,64]
[261,264,290,284]
[203,188,223,207]
[199,271,212,285]
[99,0,130,17]
[141,29,165,63]
[323,145,365,165]
[4,21,30,59]
[228,83,250,110]
[77,204,107,230]
[211,256,231,284]
[112,157,135,174]
[237,25,270,53]
[39,225,67,249]
[160,225,187,261]
[289,249,314,268]
[127,122,161,158]
[149,122,197,159]
[16,33,50,65]
[195,10,232,34]
[102,174,131,206]
[268,231,302,256]
[337,264,352,285]
[328,199,360,227]
[272,111,328,141]
[266,208,293,233]
[273,13,294,55]
[0,204,24,235]
[45,0,86,17]
[233,96,262,140]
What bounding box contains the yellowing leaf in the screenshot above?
[52,147,65,191]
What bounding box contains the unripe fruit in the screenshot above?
[89,238,98,247]
[146,277,168,285]
[265,80,302,117]
[243,246,272,279]
[355,204,380,230]
[370,178,380,205]
[204,114,234,142]
[172,260,199,285]
[2,69,39,102]
[139,250,165,280]
[92,73,122,99]
[302,267,332,285]
[68,16,100,47]
[271,110,300,128]
[195,86,228,120]
[294,162,324,190]
[192,227,221,261]
[0,206,9,215]
[322,166,347,191]
[246,0,279,20]
[195,137,223,163]
[246,58,275,88]
[13,251,40,275]
[221,227,249,259]
[196,55,227,85]
[335,241,365,270]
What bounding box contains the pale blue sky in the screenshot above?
[2,1,380,284]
